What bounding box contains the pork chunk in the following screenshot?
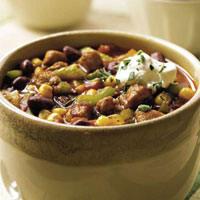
[78,51,103,72]
[66,102,94,120]
[135,110,164,122]
[96,96,116,115]
[120,84,152,109]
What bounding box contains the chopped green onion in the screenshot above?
[123,84,129,93]
[138,104,152,112]
[116,79,120,85]
[159,65,166,73]
[136,75,141,84]
[64,98,75,107]
[149,65,154,71]
[128,71,135,81]
[137,50,143,55]
[153,82,162,90]
[99,70,111,78]
[140,55,145,64]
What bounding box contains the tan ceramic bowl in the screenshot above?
[0,31,200,200]
[7,0,92,30]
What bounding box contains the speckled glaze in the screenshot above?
[0,31,200,200]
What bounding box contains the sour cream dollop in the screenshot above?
[115,51,177,92]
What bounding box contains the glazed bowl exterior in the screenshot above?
[6,0,92,30]
[0,31,200,200]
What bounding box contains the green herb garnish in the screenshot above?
[138,104,152,112]
[136,75,141,84]
[153,82,162,90]
[116,79,120,85]
[64,98,75,107]
[99,70,111,78]
[159,65,166,73]
[123,84,130,93]
[149,64,154,71]
[128,72,135,81]
[140,55,145,64]
[137,50,143,55]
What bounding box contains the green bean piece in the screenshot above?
[54,64,86,81]
[87,69,101,80]
[76,86,115,105]
[159,102,170,114]
[57,82,71,94]
[168,82,182,96]
[7,70,22,80]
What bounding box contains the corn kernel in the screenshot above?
[105,75,116,87]
[27,84,38,91]
[120,108,134,121]
[52,108,67,116]
[47,113,63,123]
[34,67,44,75]
[10,90,20,107]
[179,87,195,100]
[95,114,125,126]
[95,115,110,126]
[155,93,172,105]
[38,109,51,120]
[32,58,42,67]
[39,84,53,98]
[65,112,72,122]
[72,80,82,88]
[76,84,85,94]
[86,89,97,95]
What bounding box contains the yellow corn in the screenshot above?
[155,93,172,105]
[179,87,195,100]
[47,113,63,123]
[52,108,67,116]
[39,83,53,99]
[65,111,72,122]
[120,108,134,121]
[95,114,125,126]
[34,67,44,75]
[38,109,51,120]
[76,84,85,94]
[86,89,97,95]
[32,58,42,67]
[27,84,37,91]
[105,75,116,87]
[10,90,20,108]
[72,80,82,88]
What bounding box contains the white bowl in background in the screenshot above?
[7,0,92,30]
[126,0,200,55]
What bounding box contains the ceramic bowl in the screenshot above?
[0,31,200,200]
[6,0,92,30]
[126,0,200,55]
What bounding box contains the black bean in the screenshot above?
[105,61,119,74]
[12,76,30,90]
[151,52,166,62]
[20,59,35,75]
[28,95,55,115]
[63,46,82,62]
[73,120,92,126]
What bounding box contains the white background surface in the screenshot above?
[0,0,199,199]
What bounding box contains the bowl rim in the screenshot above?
[0,30,200,131]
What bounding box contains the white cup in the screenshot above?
[126,0,200,55]
[7,0,92,30]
